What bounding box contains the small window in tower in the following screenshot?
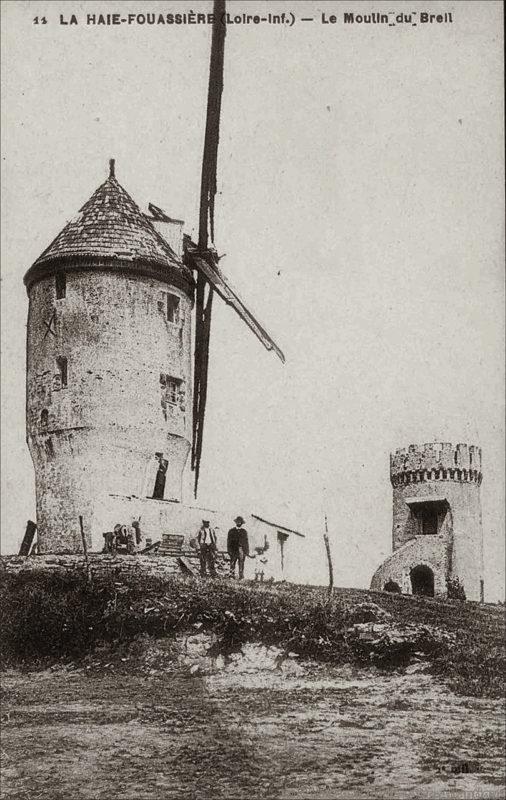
[160,373,183,418]
[55,273,66,299]
[166,377,180,404]
[44,438,54,459]
[167,293,180,324]
[56,357,68,389]
[41,409,49,427]
[420,508,438,536]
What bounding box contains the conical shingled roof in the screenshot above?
[32,172,181,269]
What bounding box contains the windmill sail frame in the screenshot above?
[191,0,227,496]
[190,0,284,497]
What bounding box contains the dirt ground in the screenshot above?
[1,648,504,800]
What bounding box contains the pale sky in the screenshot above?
[1,1,504,598]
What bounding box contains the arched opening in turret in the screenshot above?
[410,565,434,597]
[384,580,401,593]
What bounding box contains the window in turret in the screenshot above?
[55,273,66,299]
[158,292,181,324]
[56,356,68,389]
[167,377,180,404]
[420,507,438,536]
[160,373,184,420]
[40,409,49,427]
[44,438,54,459]
[166,293,180,324]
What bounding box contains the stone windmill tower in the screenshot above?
[24,1,284,554]
[24,164,192,552]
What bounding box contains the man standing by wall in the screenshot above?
[227,516,249,580]
[197,519,217,577]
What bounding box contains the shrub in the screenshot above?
[0,572,114,666]
[0,572,350,667]
[446,576,466,601]
[0,571,503,698]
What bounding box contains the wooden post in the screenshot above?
[323,512,334,601]
[79,515,92,586]
[19,520,37,556]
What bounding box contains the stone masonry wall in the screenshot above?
[1,554,182,580]
[370,535,449,596]
[26,268,192,553]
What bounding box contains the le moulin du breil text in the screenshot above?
[51,10,454,27]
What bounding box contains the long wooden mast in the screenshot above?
[192,0,226,496]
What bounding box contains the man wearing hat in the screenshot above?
[197,519,217,577]
[227,516,249,580]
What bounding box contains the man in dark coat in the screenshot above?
[227,516,249,580]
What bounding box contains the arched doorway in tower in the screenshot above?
[410,565,435,597]
[384,580,401,593]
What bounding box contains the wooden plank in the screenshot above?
[190,254,285,363]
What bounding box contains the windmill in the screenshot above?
[23,0,284,554]
[183,0,285,496]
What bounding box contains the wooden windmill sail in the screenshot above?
[185,0,285,496]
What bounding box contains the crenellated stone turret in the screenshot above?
[371,441,484,602]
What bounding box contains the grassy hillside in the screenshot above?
[0,571,504,698]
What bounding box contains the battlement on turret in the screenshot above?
[390,442,482,485]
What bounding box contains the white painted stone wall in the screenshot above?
[26,268,192,552]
